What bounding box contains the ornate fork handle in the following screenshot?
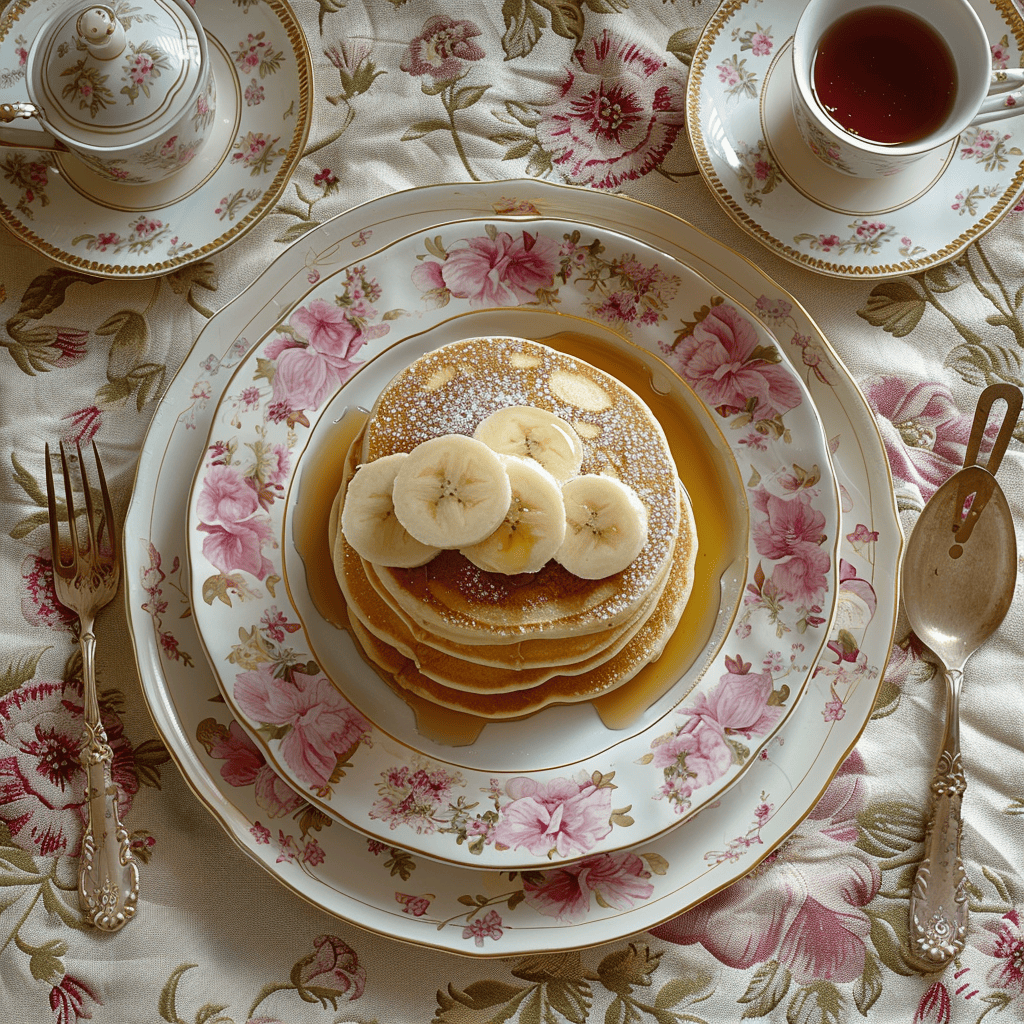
[77,615,139,931]
[908,666,969,970]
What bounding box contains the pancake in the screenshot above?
[331,432,687,693]
[328,335,699,719]
[331,425,663,672]
[346,496,697,718]
[361,337,681,644]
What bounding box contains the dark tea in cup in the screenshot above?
[811,6,958,146]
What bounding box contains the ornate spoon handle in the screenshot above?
[78,626,139,931]
[908,666,969,970]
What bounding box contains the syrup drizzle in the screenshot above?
[292,332,743,746]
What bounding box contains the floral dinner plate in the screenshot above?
[185,216,841,870]
[125,180,900,954]
[687,0,1024,278]
[0,0,311,277]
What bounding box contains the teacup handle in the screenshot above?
[0,103,65,153]
[970,68,1024,127]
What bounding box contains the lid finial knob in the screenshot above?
[76,6,127,60]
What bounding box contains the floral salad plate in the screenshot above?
[0,0,311,277]
[688,0,1024,278]
[185,213,842,871]
[125,180,900,954]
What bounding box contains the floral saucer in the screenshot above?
[125,180,900,954]
[0,0,310,278]
[687,0,1024,278]
[185,215,841,870]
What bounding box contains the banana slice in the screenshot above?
[342,456,442,569]
[556,474,648,579]
[393,434,512,548]
[461,455,566,575]
[340,454,441,568]
[474,406,584,483]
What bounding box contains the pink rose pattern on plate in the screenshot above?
[368,768,627,861]
[189,222,837,870]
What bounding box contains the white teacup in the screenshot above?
[0,1,216,186]
[791,0,1024,178]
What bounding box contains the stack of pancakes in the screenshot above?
[328,337,698,719]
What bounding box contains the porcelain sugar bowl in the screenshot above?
[0,0,216,185]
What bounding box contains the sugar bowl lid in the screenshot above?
[28,1,206,149]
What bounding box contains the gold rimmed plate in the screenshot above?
[184,213,841,871]
[125,180,899,954]
[0,0,311,277]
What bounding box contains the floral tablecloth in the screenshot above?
[1,1,1023,1022]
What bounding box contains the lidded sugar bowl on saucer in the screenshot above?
[0,0,216,185]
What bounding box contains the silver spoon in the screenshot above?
[903,432,1017,967]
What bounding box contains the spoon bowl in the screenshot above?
[903,465,1016,665]
[902,464,1016,970]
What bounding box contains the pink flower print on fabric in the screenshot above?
[536,30,687,189]
[20,549,77,631]
[195,464,274,580]
[233,663,370,791]
[651,751,880,984]
[521,851,654,923]
[61,406,103,447]
[0,679,137,859]
[49,974,100,1024]
[668,304,803,421]
[976,908,1024,998]
[413,231,561,308]
[864,376,994,507]
[401,15,485,81]
[914,980,952,1024]
[492,776,613,858]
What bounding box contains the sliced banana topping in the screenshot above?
[474,406,584,483]
[341,454,441,568]
[461,455,567,575]
[393,434,513,549]
[556,474,649,579]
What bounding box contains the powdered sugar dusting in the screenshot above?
[364,337,683,634]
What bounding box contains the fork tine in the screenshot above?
[77,441,100,556]
[59,441,81,565]
[44,443,62,568]
[91,441,116,564]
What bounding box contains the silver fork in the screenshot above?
[45,441,139,931]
